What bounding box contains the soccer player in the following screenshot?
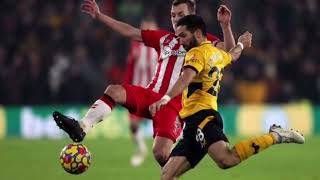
[52,0,235,167]
[149,15,305,179]
[124,17,158,167]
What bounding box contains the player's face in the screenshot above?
[176,25,198,51]
[171,4,192,32]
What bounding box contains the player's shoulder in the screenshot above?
[185,47,204,60]
[187,47,203,55]
[156,30,179,45]
[190,43,223,62]
[207,45,226,59]
[192,42,213,53]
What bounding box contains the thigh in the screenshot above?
[195,111,229,150]
[153,136,174,154]
[174,110,229,167]
[195,112,231,165]
[207,140,232,163]
[153,105,183,142]
[122,84,161,118]
[182,110,229,148]
[170,135,207,168]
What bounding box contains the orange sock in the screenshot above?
[234,134,277,161]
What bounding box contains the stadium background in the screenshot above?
[0,0,319,180]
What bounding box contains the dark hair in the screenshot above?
[172,0,196,14]
[176,15,206,36]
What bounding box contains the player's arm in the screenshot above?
[216,5,235,51]
[228,31,252,61]
[149,68,196,115]
[167,68,196,100]
[163,49,204,99]
[149,50,204,115]
[81,0,142,41]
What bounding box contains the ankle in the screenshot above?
[80,121,91,134]
[270,132,281,144]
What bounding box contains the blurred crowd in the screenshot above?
[0,0,319,105]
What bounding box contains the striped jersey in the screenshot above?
[141,30,219,95]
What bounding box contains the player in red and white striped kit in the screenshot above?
[53,0,236,167]
[124,17,158,167]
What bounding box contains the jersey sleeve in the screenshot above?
[217,48,232,67]
[141,30,169,51]
[183,49,205,74]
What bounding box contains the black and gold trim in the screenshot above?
[187,82,202,98]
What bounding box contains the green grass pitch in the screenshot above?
[1,137,319,180]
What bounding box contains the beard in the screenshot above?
[183,36,199,51]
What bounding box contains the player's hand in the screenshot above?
[81,0,100,19]
[217,5,232,26]
[149,97,170,117]
[238,31,252,48]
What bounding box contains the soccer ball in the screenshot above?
[59,143,91,174]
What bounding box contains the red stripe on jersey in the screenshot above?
[148,60,163,90]
[146,47,152,83]
[136,43,143,85]
[144,30,220,94]
[159,43,181,95]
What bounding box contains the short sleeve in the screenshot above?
[183,49,205,74]
[217,49,232,67]
[141,30,170,51]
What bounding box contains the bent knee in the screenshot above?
[105,85,125,103]
[153,148,170,166]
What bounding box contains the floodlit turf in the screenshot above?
[1,137,319,180]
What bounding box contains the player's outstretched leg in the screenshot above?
[52,111,86,142]
[208,124,305,169]
[152,105,182,167]
[232,124,305,164]
[53,84,126,142]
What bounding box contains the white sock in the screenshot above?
[134,128,147,153]
[80,99,112,133]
